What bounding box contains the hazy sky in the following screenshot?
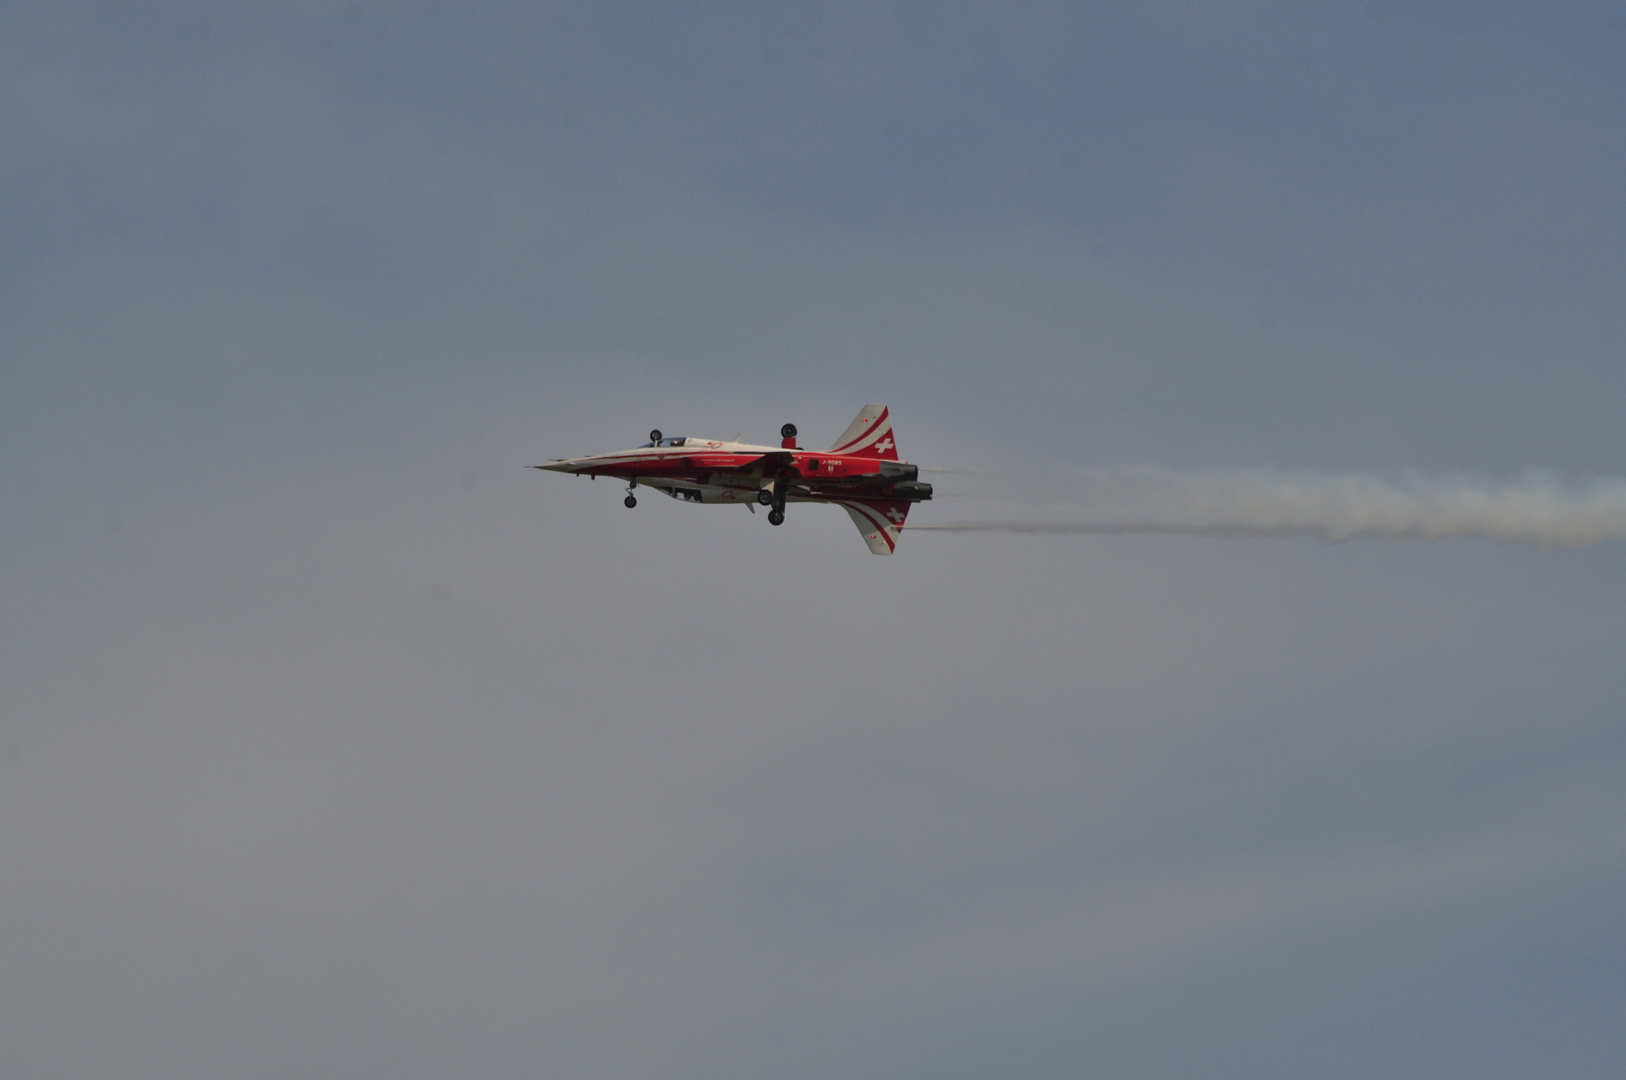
[4,4,1625,1078]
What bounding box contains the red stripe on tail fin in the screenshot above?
[839,499,909,555]
[827,404,898,461]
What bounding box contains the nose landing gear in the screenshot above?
[624,494,637,508]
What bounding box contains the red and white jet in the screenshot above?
[534,404,932,554]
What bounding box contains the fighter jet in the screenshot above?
[534,405,932,554]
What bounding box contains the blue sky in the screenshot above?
[3,4,1625,1078]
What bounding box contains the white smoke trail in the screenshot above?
[909,468,1626,547]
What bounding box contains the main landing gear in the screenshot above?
[764,473,789,526]
[754,489,782,522]
[766,423,798,526]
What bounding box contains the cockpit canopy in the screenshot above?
[639,436,690,448]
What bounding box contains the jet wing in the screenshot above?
[646,450,793,477]
[709,451,794,474]
[740,451,795,471]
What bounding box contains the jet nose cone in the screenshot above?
[535,460,577,473]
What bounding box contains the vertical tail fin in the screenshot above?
[828,404,898,460]
[839,500,909,555]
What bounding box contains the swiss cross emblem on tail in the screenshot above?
[827,404,899,461]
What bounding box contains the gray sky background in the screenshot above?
[4,3,1625,1078]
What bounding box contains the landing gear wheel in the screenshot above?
[780,423,797,440]
[756,490,774,506]
[624,495,637,508]
[768,475,789,524]
[648,429,662,443]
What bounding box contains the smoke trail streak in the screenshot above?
[909,468,1626,547]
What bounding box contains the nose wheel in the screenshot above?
[627,428,659,508]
